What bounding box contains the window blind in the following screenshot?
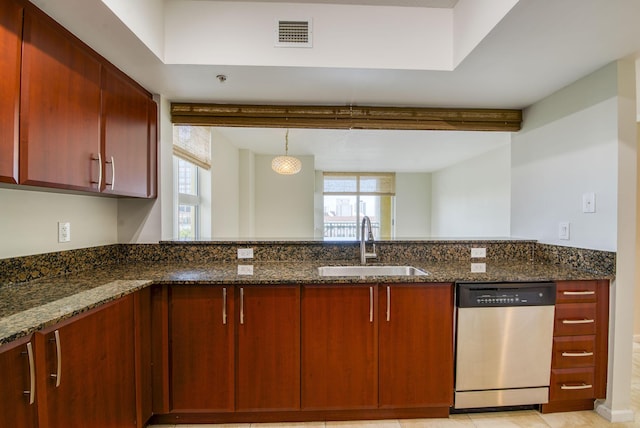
[323,172,395,195]
[173,125,212,170]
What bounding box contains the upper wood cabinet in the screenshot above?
[0,0,22,184]
[16,3,157,197]
[20,6,102,192]
[102,66,156,197]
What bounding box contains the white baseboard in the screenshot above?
[596,403,635,422]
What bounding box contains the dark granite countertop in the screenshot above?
[0,258,612,345]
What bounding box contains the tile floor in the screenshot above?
[149,343,640,428]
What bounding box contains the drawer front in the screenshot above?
[556,281,597,304]
[554,303,597,336]
[550,368,595,401]
[552,335,595,369]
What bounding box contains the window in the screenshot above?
[175,157,200,239]
[323,172,395,240]
[173,125,211,239]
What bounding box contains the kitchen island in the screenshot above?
[0,240,614,427]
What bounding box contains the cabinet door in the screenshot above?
[102,67,154,197]
[379,284,453,408]
[20,7,102,191]
[147,98,158,198]
[0,336,38,428]
[0,0,22,184]
[302,285,378,410]
[237,286,300,411]
[169,285,234,412]
[35,295,136,427]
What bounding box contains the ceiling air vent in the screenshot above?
[275,19,312,48]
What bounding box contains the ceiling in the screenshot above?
[29,0,640,172]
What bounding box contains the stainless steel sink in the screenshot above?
[317,265,429,277]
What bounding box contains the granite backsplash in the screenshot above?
[0,240,616,287]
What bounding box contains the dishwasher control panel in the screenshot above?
[456,281,556,308]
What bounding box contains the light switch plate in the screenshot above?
[237,265,254,275]
[558,222,570,240]
[471,263,486,273]
[237,248,254,259]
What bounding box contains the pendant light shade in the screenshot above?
[272,129,302,175]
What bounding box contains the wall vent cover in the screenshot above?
[275,19,312,47]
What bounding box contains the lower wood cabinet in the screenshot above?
[379,284,453,408]
[0,335,38,428]
[237,285,301,411]
[169,285,235,412]
[541,279,609,413]
[166,284,301,413]
[34,294,137,427]
[302,285,378,410]
[151,282,456,423]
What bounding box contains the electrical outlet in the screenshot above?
[237,265,254,275]
[471,247,486,258]
[558,222,570,240]
[58,222,71,243]
[471,263,486,273]
[237,248,254,259]
[583,192,596,213]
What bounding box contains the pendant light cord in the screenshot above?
[285,129,289,155]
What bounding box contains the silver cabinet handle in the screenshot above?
[50,330,61,387]
[240,287,244,325]
[91,153,102,189]
[369,286,373,323]
[560,383,593,390]
[386,286,390,322]
[105,156,115,190]
[562,319,595,324]
[22,342,35,405]
[563,291,595,296]
[562,351,594,357]
[222,287,227,325]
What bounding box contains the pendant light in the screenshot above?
[271,129,302,175]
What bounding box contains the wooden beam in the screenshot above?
[171,103,522,132]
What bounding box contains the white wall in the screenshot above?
[431,145,511,237]
[511,60,637,422]
[395,173,432,238]
[238,149,255,238]
[100,0,165,60]
[511,64,618,250]
[164,1,453,70]
[254,154,315,238]
[0,187,118,258]
[210,129,240,238]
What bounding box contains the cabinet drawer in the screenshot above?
[549,368,595,401]
[552,335,595,369]
[556,281,597,304]
[554,303,597,336]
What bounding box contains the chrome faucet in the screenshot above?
[360,216,377,265]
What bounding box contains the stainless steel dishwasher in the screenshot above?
[454,281,556,410]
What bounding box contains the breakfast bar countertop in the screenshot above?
[0,258,612,345]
